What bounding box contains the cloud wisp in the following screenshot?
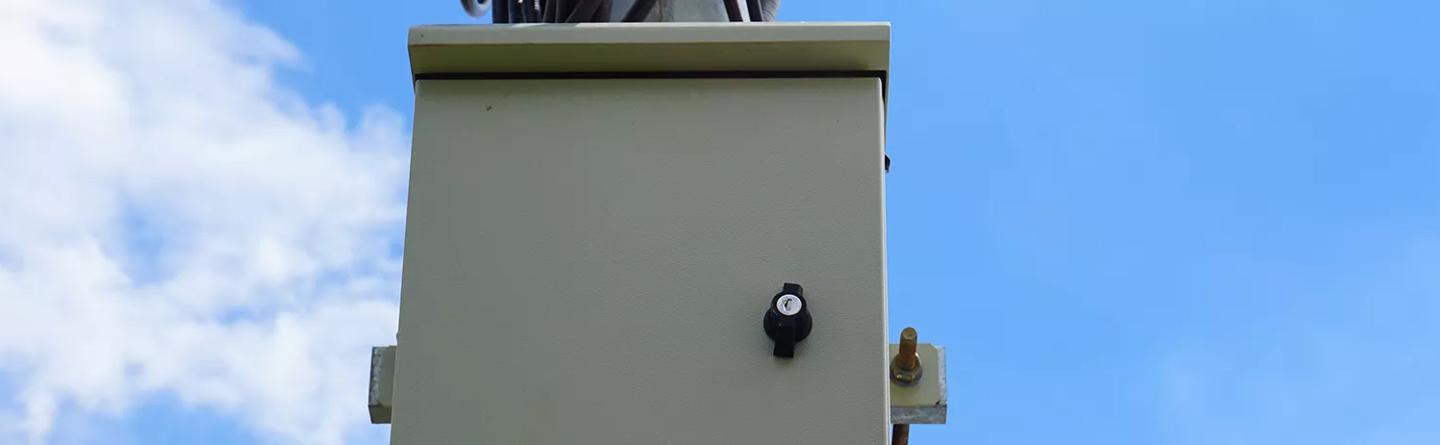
[0,0,407,443]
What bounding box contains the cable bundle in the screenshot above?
[462,0,779,23]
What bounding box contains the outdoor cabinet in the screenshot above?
[391,23,891,444]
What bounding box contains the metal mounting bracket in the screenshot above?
[889,343,947,425]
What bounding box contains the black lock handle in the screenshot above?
[763,282,813,358]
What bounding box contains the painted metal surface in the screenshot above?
[391,23,891,444]
[408,22,889,78]
[394,76,886,444]
[371,342,947,426]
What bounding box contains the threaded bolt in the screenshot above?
[890,327,923,386]
[897,327,918,369]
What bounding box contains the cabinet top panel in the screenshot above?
[409,22,889,78]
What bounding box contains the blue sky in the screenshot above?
[3,0,1438,444]
[246,1,1440,442]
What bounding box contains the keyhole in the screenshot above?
[776,294,802,316]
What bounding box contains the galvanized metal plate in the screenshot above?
[889,344,947,424]
[368,345,396,424]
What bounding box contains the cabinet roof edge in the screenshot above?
[409,22,890,78]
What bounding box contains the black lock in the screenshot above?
[763,282,813,358]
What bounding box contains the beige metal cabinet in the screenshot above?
[390,23,891,444]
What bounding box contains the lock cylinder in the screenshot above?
[763,282,813,358]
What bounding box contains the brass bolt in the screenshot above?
[897,327,918,369]
[890,327,923,386]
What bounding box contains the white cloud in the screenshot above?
[0,0,406,443]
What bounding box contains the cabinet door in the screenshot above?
[394,77,887,445]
